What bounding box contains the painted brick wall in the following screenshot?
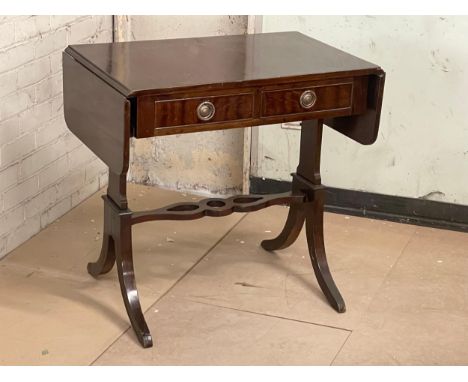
[0,15,112,259]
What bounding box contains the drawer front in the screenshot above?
[261,82,353,118]
[137,91,256,137]
[152,92,254,130]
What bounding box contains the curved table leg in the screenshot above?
[88,201,116,276]
[305,190,346,313]
[88,234,116,276]
[261,203,305,251]
[114,214,153,348]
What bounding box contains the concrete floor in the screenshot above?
[1,183,468,365]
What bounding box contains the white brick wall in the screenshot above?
[0,15,113,259]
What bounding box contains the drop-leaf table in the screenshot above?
[63,32,385,348]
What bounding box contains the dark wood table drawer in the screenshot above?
[261,81,353,118]
[137,92,255,137]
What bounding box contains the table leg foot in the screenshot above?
[261,203,305,251]
[305,191,346,313]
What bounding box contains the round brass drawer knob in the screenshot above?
[299,90,317,109]
[197,101,215,121]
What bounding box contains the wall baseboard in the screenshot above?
[250,176,468,233]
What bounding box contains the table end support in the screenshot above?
[88,195,153,348]
[261,119,346,314]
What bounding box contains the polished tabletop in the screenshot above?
[66,31,381,97]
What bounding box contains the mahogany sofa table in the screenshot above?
[62,31,385,348]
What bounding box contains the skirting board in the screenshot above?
[250,176,468,233]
